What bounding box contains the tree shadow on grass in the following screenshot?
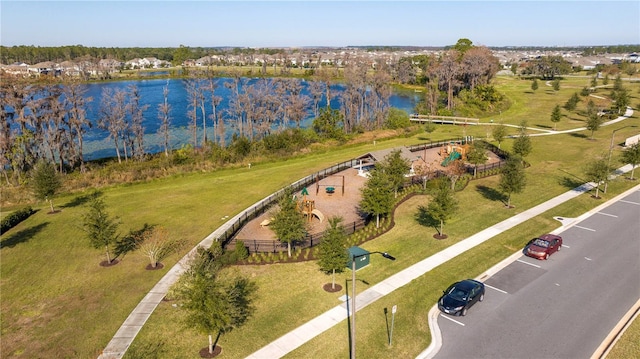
[114,223,155,260]
[558,169,589,190]
[475,185,508,205]
[0,222,49,249]
[415,205,440,234]
[569,132,588,139]
[61,191,103,209]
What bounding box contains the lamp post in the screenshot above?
[606,125,637,193]
[350,251,396,359]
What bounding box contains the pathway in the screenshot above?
[98,108,636,359]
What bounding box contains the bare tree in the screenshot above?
[127,85,148,161]
[185,78,200,148]
[62,80,92,171]
[435,50,461,110]
[157,80,172,157]
[98,87,128,163]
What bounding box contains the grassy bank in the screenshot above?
[1,75,639,358]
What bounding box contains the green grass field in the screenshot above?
[1,75,639,358]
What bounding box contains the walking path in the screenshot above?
[99,108,636,359]
[246,178,639,359]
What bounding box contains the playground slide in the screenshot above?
[311,209,325,223]
[441,151,461,167]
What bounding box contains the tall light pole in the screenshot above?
[606,125,637,193]
[351,251,396,359]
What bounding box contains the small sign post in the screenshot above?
[389,305,397,346]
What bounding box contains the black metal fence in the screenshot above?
[228,218,367,253]
[220,138,509,254]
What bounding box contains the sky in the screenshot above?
[1,1,639,48]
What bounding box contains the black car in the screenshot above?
[438,279,485,316]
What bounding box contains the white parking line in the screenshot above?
[597,212,618,218]
[440,314,465,326]
[575,225,596,232]
[517,259,541,268]
[620,199,640,206]
[585,257,593,261]
[484,284,508,294]
[561,244,570,248]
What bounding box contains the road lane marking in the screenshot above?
[561,244,570,248]
[585,257,593,261]
[484,284,508,294]
[575,225,596,232]
[440,314,465,326]
[597,212,618,218]
[517,259,541,268]
[620,199,640,206]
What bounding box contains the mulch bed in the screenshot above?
[323,283,343,293]
[199,345,222,358]
[99,259,120,267]
[145,263,165,270]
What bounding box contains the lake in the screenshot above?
[81,78,422,160]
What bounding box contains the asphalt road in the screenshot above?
[434,189,640,359]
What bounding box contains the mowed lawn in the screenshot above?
[1,75,639,358]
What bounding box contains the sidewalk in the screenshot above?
[246,173,639,358]
[99,109,636,359]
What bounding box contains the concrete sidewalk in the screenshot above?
[99,108,636,359]
[246,167,638,358]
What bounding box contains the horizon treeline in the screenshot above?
[2,44,639,65]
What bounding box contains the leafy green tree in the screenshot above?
[591,76,598,88]
[612,88,630,115]
[551,104,562,130]
[492,124,508,149]
[81,195,120,264]
[613,74,623,91]
[312,108,345,141]
[585,157,609,198]
[359,168,394,228]
[378,149,410,198]
[621,142,640,180]
[529,55,572,79]
[564,92,580,111]
[466,141,488,178]
[385,108,411,129]
[531,78,539,92]
[602,74,610,86]
[586,100,602,139]
[427,179,458,237]
[512,123,532,159]
[552,79,561,91]
[178,247,256,356]
[498,155,527,208]
[510,63,518,75]
[452,38,473,55]
[31,161,61,213]
[317,216,349,290]
[172,45,192,66]
[270,188,307,257]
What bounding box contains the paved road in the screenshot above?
[433,189,640,359]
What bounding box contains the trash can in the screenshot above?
[347,246,370,271]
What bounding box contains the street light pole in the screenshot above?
[606,125,637,193]
[351,251,395,359]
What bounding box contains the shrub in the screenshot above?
[1,206,35,233]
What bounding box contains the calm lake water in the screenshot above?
[81,78,421,160]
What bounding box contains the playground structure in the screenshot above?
[316,175,345,196]
[439,139,472,167]
[297,188,325,223]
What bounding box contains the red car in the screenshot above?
[525,234,563,260]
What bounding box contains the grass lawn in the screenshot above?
[1,76,639,358]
